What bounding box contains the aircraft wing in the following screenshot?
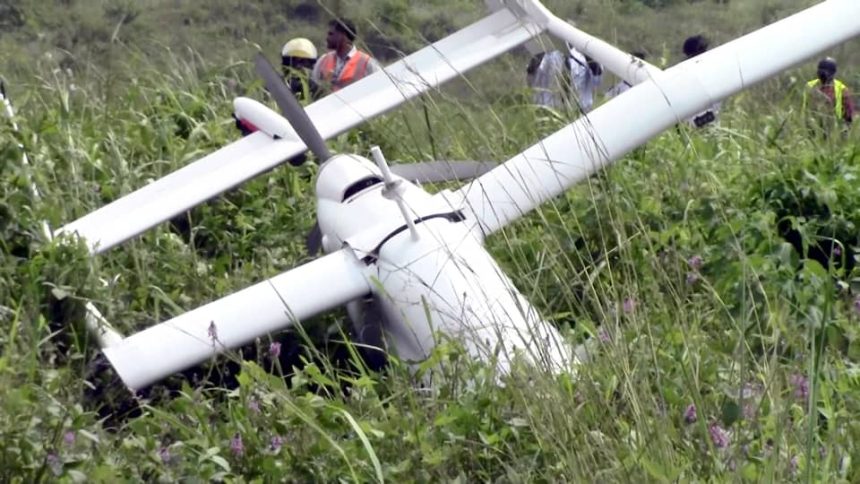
[457,0,860,237]
[57,132,295,253]
[57,7,543,254]
[103,248,369,390]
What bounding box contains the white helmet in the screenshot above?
[282,38,318,60]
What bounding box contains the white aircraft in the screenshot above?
[12,0,858,391]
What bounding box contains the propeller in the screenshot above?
[254,52,498,255]
[254,52,497,185]
[254,53,332,162]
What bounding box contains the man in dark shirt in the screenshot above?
[682,35,720,128]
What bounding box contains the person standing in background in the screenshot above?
[527,44,603,113]
[312,18,380,94]
[281,37,319,101]
[682,35,720,128]
[803,57,854,128]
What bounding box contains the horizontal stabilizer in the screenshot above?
[103,249,369,390]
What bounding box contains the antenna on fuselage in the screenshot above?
[371,146,419,241]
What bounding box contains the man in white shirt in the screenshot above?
[568,46,603,112]
[527,45,603,112]
[527,50,567,109]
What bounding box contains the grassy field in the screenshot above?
[3,0,860,481]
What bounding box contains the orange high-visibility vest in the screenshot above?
[318,50,372,91]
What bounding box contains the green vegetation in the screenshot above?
[3,0,860,481]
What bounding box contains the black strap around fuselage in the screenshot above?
[360,211,467,264]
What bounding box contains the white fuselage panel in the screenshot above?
[315,156,572,376]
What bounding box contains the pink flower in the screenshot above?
[684,404,697,424]
[159,446,172,464]
[853,296,860,315]
[269,341,282,359]
[688,255,703,270]
[230,433,244,456]
[622,298,636,314]
[63,431,75,446]
[269,341,281,360]
[597,327,611,343]
[789,373,809,402]
[247,398,260,414]
[270,435,284,453]
[833,245,842,257]
[708,423,730,449]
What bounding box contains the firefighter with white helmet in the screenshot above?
[282,38,317,65]
[281,37,319,101]
[234,37,320,166]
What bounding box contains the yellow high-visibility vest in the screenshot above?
[804,78,847,118]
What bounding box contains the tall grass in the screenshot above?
[3,0,860,481]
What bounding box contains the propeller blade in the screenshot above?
[390,161,496,184]
[254,53,332,162]
[306,221,323,255]
[102,248,369,390]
